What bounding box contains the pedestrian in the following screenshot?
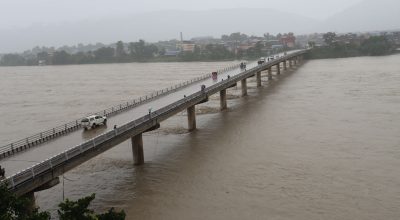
[201,85,206,92]
[114,125,117,129]
[0,165,5,178]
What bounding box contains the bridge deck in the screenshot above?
[0,58,257,175]
[0,50,302,180]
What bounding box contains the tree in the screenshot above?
[58,194,126,220]
[0,184,50,220]
[58,194,96,220]
[36,52,50,63]
[93,47,115,63]
[252,41,264,57]
[229,32,248,42]
[360,36,392,56]
[0,54,27,66]
[0,184,125,220]
[221,34,229,41]
[115,41,126,61]
[128,40,145,60]
[128,40,158,60]
[323,32,336,46]
[71,52,93,64]
[97,208,126,220]
[52,51,72,65]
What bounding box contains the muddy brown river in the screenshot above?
[1,55,400,219]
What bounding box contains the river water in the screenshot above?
[1,55,400,219]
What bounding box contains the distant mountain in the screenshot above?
[316,0,400,33]
[3,2,399,54]
[0,8,318,53]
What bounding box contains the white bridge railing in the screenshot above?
[1,50,307,191]
[0,63,242,159]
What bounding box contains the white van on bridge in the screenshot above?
[81,115,107,130]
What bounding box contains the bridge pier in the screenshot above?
[241,78,247,96]
[276,63,281,75]
[268,67,272,80]
[256,71,262,87]
[187,105,196,131]
[220,89,227,110]
[132,133,144,165]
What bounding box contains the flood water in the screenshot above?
[1,55,400,219]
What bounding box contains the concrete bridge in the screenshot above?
[0,50,308,202]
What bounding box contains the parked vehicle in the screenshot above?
[81,115,107,130]
[258,57,266,65]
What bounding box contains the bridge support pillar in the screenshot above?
[268,67,272,80]
[220,89,227,110]
[283,60,287,70]
[187,105,196,131]
[256,71,262,87]
[241,78,247,96]
[132,133,144,165]
[276,63,281,75]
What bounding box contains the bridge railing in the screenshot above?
[0,62,242,159]
[2,87,207,190]
[2,52,301,192]
[1,50,307,190]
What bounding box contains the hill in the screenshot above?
[317,0,400,33]
[0,8,317,53]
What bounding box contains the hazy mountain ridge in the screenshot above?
[0,8,317,53]
[1,0,400,53]
[317,0,400,33]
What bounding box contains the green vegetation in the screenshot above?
[306,32,396,59]
[0,31,292,66]
[0,184,50,220]
[0,184,125,220]
[0,39,259,66]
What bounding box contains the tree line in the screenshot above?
[0,40,160,66]
[0,40,267,66]
[0,183,126,220]
[0,31,290,66]
[306,32,396,59]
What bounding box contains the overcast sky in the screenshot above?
[0,0,363,29]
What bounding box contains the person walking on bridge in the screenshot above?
[0,165,5,179]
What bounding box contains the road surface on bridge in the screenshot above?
[0,50,299,176]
